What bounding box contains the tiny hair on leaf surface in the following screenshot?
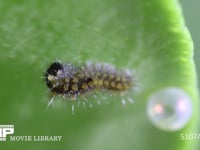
[0,0,199,150]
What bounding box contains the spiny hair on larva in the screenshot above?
[44,61,136,105]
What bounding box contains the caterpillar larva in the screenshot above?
[44,61,137,110]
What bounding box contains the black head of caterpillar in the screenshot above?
[44,61,134,100]
[45,62,63,90]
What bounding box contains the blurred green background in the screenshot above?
[181,0,200,86]
[0,0,199,150]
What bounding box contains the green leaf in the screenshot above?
[0,0,198,149]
